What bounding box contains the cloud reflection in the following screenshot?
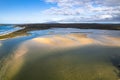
[0,32,120,80]
[0,42,2,47]
[31,33,120,48]
[32,34,94,48]
[101,36,120,46]
[0,43,28,80]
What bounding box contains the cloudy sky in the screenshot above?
[0,0,120,23]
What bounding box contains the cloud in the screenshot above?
[42,0,120,22]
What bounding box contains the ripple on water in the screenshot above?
[0,28,120,80]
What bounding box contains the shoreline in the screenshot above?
[15,23,120,30]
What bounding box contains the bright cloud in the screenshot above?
[42,0,120,22]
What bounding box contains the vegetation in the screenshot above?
[16,23,120,30]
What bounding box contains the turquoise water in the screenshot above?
[0,26,22,36]
[0,26,120,80]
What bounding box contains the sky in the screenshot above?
[0,0,120,23]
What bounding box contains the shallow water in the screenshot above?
[0,26,120,80]
[0,26,23,36]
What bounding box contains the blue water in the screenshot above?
[0,25,22,35]
[0,27,120,80]
[0,26,13,31]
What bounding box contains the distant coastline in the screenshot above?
[14,23,120,30]
[0,23,120,41]
[0,23,120,31]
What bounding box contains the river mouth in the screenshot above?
[0,27,120,80]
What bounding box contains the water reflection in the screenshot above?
[13,33,120,80]
[0,42,28,80]
[96,36,120,47]
[0,28,120,80]
[31,33,120,48]
[32,34,94,48]
[0,42,2,47]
